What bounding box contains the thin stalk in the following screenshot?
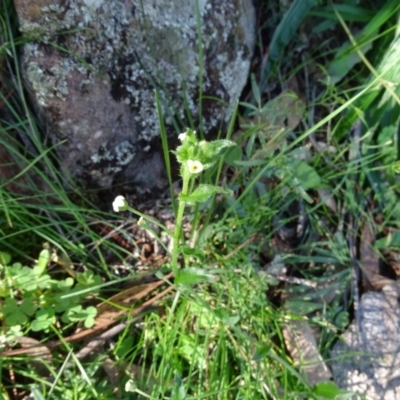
[171,175,190,273]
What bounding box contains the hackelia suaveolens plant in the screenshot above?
[169,128,236,272]
[112,128,236,273]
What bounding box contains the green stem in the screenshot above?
[171,175,190,273]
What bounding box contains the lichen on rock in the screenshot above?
[14,0,255,191]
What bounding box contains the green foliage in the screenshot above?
[0,250,101,332]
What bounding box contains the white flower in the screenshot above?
[187,159,204,174]
[112,195,128,212]
[178,132,187,141]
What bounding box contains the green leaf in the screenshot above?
[20,297,36,317]
[57,277,75,290]
[375,231,400,249]
[83,306,97,328]
[175,268,214,286]
[180,184,232,205]
[252,345,271,361]
[180,246,205,263]
[14,266,37,292]
[284,300,323,314]
[312,381,346,398]
[290,159,321,189]
[213,309,240,326]
[0,251,11,266]
[5,310,28,326]
[76,270,102,287]
[224,146,242,167]
[0,280,8,297]
[31,309,56,332]
[62,305,97,325]
[36,274,52,290]
[1,298,32,326]
[34,249,51,276]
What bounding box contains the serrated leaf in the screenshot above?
[180,185,232,205]
[175,268,214,286]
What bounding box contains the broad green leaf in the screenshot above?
[57,277,74,289]
[31,309,56,331]
[175,267,214,286]
[0,251,11,266]
[76,270,102,286]
[83,306,97,328]
[1,298,29,326]
[180,246,205,263]
[5,309,28,326]
[62,305,97,325]
[180,184,232,205]
[61,305,84,323]
[313,381,346,399]
[290,159,321,189]
[20,297,36,317]
[36,274,52,289]
[224,146,242,167]
[14,266,37,292]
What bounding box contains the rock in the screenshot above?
[330,285,400,400]
[14,0,255,192]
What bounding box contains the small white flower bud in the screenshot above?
[112,195,128,212]
[178,132,187,141]
[187,159,204,174]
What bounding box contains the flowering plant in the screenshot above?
[113,128,236,274]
